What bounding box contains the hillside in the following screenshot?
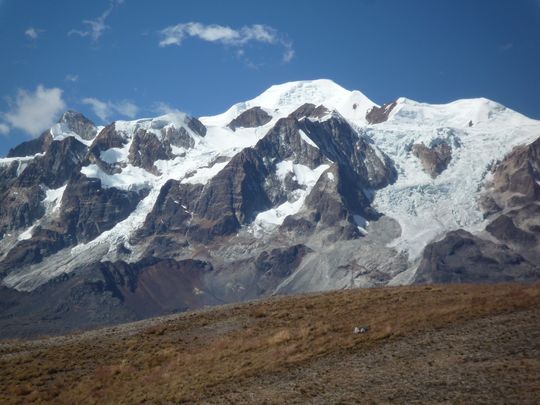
[1,282,539,404]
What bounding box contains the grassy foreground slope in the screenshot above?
[1,283,539,404]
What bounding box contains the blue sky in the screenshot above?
[0,0,539,156]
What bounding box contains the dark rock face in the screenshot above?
[489,138,540,209]
[138,180,194,237]
[59,173,149,243]
[255,244,311,278]
[0,257,215,338]
[0,185,45,237]
[0,137,88,240]
[0,161,20,194]
[289,103,330,120]
[0,172,149,270]
[93,257,215,318]
[412,141,452,178]
[486,215,538,248]
[15,137,88,189]
[0,228,68,276]
[415,230,538,284]
[6,131,53,158]
[228,107,272,131]
[186,116,207,137]
[59,110,97,140]
[300,115,396,189]
[366,101,398,124]
[163,126,194,149]
[128,129,174,174]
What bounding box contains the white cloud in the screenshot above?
[65,74,79,82]
[25,27,41,40]
[282,43,295,63]
[1,85,66,137]
[159,22,294,63]
[113,100,138,118]
[82,97,138,121]
[153,102,180,115]
[69,0,123,42]
[0,123,9,135]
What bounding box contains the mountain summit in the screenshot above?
[1,79,539,337]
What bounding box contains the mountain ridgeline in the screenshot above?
[0,79,539,337]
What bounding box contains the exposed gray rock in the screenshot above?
[415,229,539,284]
[6,130,53,158]
[15,136,88,189]
[59,110,97,140]
[299,114,397,188]
[289,103,330,120]
[488,137,540,210]
[128,129,174,174]
[0,257,215,338]
[366,100,398,124]
[412,141,452,178]
[0,185,45,238]
[186,116,207,137]
[59,172,149,243]
[163,125,195,149]
[228,106,272,131]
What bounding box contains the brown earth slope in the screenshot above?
[1,283,539,404]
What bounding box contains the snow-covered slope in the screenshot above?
[365,97,540,263]
[200,79,376,127]
[1,79,540,295]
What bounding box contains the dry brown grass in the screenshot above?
[1,283,540,404]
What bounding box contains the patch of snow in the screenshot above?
[50,123,93,146]
[252,163,330,232]
[182,161,229,185]
[299,129,318,148]
[80,164,155,191]
[353,215,369,235]
[43,185,67,214]
[100,147,128,164]
[18,225,36,241]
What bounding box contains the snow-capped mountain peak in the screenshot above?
[201,79,376,127]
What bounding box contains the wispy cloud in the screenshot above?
[65,74,79,82]
[153,102,180,115]
[0,123,9,135]
[69,0,124,42]
[25,27,43,40]
[159,22,295,63]
[82,97,138,121]
[0,85,66,137]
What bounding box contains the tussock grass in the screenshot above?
[1,283,539,404]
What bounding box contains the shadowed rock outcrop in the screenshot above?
[15,136,88,189]
[59,172,149,243]
[366,100,398,124]
[7,131,53,158]
[489,137,540,210]
[415,229,538,284]
[128,129,174,174]
[228,107,272,131]
[59,110,97,140]
[289,103,330,120]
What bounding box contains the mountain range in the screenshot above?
[1,79,539,337]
